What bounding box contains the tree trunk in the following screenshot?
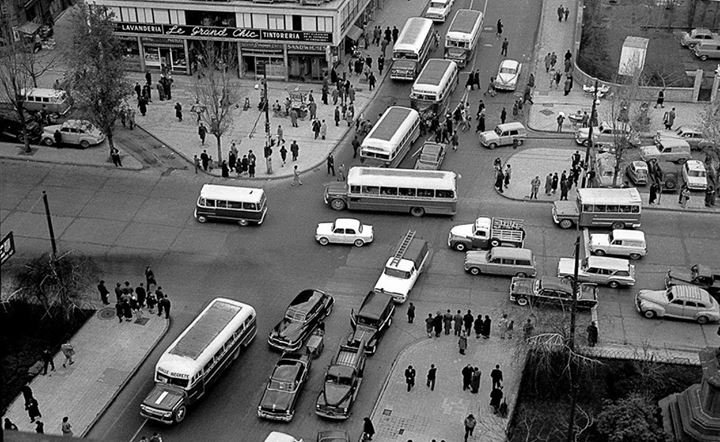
[216,135,223,165]
[106,129,115,160]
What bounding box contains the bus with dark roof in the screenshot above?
[140,298,257,424]
[360,106,420,168]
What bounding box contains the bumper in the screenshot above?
[140,408,175,424]
[267,337,302,352]
[257,409,294,421]
[315,408,350,420]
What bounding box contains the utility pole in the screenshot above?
[566,233,581,442]
[581,80,599,188]
[42,191,58,261]
[263,70,273,175]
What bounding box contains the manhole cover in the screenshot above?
[134,317,149,326]
[539,108,555,116]
[382,409,392,416]
[97,307,116,320]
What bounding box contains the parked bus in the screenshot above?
[552,188,642,230]
[360,106,421,168]
[324,166,458,217]
[391,17,435,80]
[140,298,257,424]
[444,9,484,68]
[410,59,459,117]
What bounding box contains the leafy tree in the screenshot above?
[0,40,36,153]
[64,4,129,155]
[699,100,720,189]
[597,393,666,442]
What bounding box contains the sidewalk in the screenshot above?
[369,335,519,442]
[0,140,143,170]
[2,304,168,437]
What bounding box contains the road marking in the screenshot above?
[128,419,148,442]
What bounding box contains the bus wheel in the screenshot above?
[238,219,249,227]
[330,199,346,211]
[559,219,573,229]
[410,207,425,217]
[175,405,187,423]
[197,215,207,223]
[610,221,625,230]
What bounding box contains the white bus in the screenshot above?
[391,17,435,80]
[360,106,421,168]
[140,298,257,424]
[444,9,484,68]
[410,59,459,117]
[324,166,458,217]
[552,188,642,230]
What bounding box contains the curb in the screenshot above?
[0,145,144,171]
[80,316,171,438]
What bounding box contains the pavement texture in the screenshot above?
[3,302,168,437]
[0,141,143,170]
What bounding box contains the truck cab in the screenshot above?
[140,383,192,424]
[447,217,525,251]
[315,342,366,420]
[374,231,431,303]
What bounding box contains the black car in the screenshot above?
[666,264,720,299]
[257,351,311,421]
[0,115,41,143]
[268,289,334,351]
[348,291,395,354]
[509,276,599,310]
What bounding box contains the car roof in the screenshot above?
[333,218,361,229]
[489,247,533,260]
[500,59,519,69]
[685,160,705,170]
[265,432,301,442]
[630,160,648,169]
[586,256,631,270]
[199,184,265,204]
[272,360,302,380]
[656,136,690,148]
[421,142,444,155]
[358,291,393,320]
[317,430,350,442]
[496,121,526,131]
[288,289,326,314]
[539,277,572,292]
[675,126,702,135]
[670,285,712,302]
[610,229,645,241]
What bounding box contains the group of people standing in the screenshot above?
[98,266,171,322]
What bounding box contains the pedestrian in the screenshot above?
[433,312,443,337]
[146,290,157,314]
[680,185,690,208]
[476,111,486,132]
[544,173,553,195]
[97,280,110,305]
[41,347,55,375]
[500,107,507,124]
[368,72,376,91]
[706,185,716,207]
[26,397,41,422]
[407,302,415,323]
[453,310,463,336]
[473,314,483,339]
[530,176,541,199]
[557,112,565,132]
[462,364,473,390]
[564,6,570,21]
[327,154,335,176]
[174,102,182,121]
[473,70,481,90]
[557,4,564,21]
[587,321,599,346]
[504,164,512,188]
[159,294,171,319]
[463,310,473,336]
[464,414,477,441]
[512,101,519,120]
[193,154,200,173]
[663,107,676,130]
[320,119,328,140]
[491,364,503,389]
[363,417,376,440]
[523,318,534,341]
[498,314,509,338]
[351,135,360,158]
[4,418,18,430]
[470,367,481,393]
[564,76,572,96]
[425,313,434,337]
[334,106,341,126]
[198,123,207,144]
[404,365,416,391]
[501,38,508,56]
[279,143,288,166]
[134,82,142,99]
[544,52,552,72]
[61,342,75,367]
[378,54,385,75]
[443,309,453,335]
[392,26,399,43]
[560,180,569,201]
[490,386,504,414]
[655,89,665,108]
[426,364,437,390]
[459,330,468,355]
[495,168,505,193]
[337,163,346,181]
[61,416,73,436]
[290,108,298,127]
[110,147,122,167]
[156,82,164,101]
[290,140,299,161]
[649,182,659,205]
[551,172,559,194]
[465,72,474,91]
[116,301,124,323]
[451,130,459,150]
[496,19,503,39]
[482,315,492,339]
[291,165,302,187]
[35,420,44,433]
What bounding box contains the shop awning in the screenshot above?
[17,22,41,36]
[346,25,363,42]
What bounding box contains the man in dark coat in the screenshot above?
[463,310,474,336]
[453,310,464,336]
[404,365,416,391]
[473,314,483,338]
[363,417,376,440]
[462,364,473,390]
[490,365,504,389]
[443,309,453,335]
[136,283,147,308]
[482,315,492,339]
[97,280,110,305]
[160,295,171,319]
[490,386,504,414]
[470,367,481,393]
[433,313,443,337]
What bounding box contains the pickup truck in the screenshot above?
[666,264,720,299]
[348,291,395,354]
[447,217,525,251]
[374,230,431,303]
[315,342,366,420]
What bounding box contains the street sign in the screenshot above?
[0,232,15,266]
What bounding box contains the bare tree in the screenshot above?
[64,3,129,155]
[193,41,239,164]
[0,40,36,153]
[699,100,720,189]
[20,47,64,89]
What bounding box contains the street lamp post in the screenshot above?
[581,80,599,188]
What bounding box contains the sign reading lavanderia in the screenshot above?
[114,22,332,43]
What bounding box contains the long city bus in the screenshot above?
[391,17,435,80]
[140,298,257,424]
[552,188,642,230]
[444,9,484,68]
[324,166,458,217]
[410,59,459,117]
[360,106,420,168]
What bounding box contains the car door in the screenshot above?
[331,227,345,243]
[664,298,685,318]
[499,130,510,146]
[344,227,357,244]
[60,126,75,144]
[471,229,488,249]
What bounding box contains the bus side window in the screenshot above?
[436,189,454,198]
[417,188,434,197]
[399,187,416,197]
[594,205,606,212]
[630,206,640,213]
[362,185,380,195]
[380,186,398,195]
[582,204,593,212]
[227,201,243,209]
[216,201,228,208]
[350,185,361,194]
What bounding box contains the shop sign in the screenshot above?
[287,44,326,53]
[113,22,332,43]
[241,42,283,50]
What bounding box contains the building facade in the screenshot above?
[90,0,375,81]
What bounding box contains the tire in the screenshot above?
[665,178,677,190]
[453,242,467,252]
[559,219,573,229]
[629,253,641,260]
[697,315,709,325]
[490,239,501,248]
[594,249,606,256]
[174,405,187,423]
[515,272,527,278]
[410,207,425,217]
[238,219,249,227]
[611,222,625,230]
[330,199,346,211]
[516,297,529,306]
[42,137,54,146]
[388,316,393,327]
[319,237,330,246]
[197,215,207,223]
[489,143,497,149]
[609,281,619,289]
[469,267,481,276]
[79,140,90,149]
[354,239,365,247]
[582,139,591,147]
[643,310,656,319]
[701,55,709,61]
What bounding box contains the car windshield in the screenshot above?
[356,315,378,326]
[494,127,503,135]
[688,169,706,178]
[285,308,308,322]
[327,374,352,386]
[429,1,445,7]
[384,267,410,279]
[268,379,295,391]
[499,67,515,74]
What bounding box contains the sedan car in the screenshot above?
[40,119,105,148]
[494,59,521,91]
[557,256,635,288]
[655,126,713,151]
[575,122,640,147]
[315,218,373,247]
[625,160,649,185]
[666,264,720,299]
[0,117,41,144]
[415,141,446,170]
[635,285,720,324]
[257,352,311,421]
[509,276,598,309]
[264,432,303,442]
[317,431,350,442]
[268,289,334,351]
[680,28,720,48]
[682,159,708,191]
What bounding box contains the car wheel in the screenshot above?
[42,137,54,146]
[469,267,481,276]
[489,143,497,149]
[701,55,709,61]
[665,178,677,190]
[629,253,641,260]
[79,140,90,149]
[453,242,467,252]
[354,239,365,247]
[697,316,710,325]
[330,199,346,211]
[196,215,207,223]
[490,239,501,248]
[238,219,249,227]
[516,297,529,306]
[611,222,625,230]
[609,281,619,289]
[410,207,425,217]
[582,139,591,147]
[594,249,606,256]
[515,272,527,278]
[559,219,573,229]
[175,405,187,423]
[318,237,330,246]
[643,310,657,319]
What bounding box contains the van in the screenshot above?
[694,41,720,60]
[478,122,527,149]
[194,184,268,226]
[588,229,647,260]
[464,247,537,277]
[20,88,71,116]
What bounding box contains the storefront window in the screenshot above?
[120,37,142,70]
[185,10,235,27]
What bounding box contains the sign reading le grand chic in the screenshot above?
[114,22,333,43]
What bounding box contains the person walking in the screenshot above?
[26,397,41,422]
[61,417,73,436]
[443,309,453,335]
[558,4,564,21]
[291,165,303,187]
[464,414,477,441]
[655,89,665,108]
[663,107,676,130]
[198,123,207,145]
[587,321,599,346]
[470,367,481,393]
[320,119,328,140]
[649,182,659,205]
[504,164,512,189]
[337,163,346,181]
[482,315,492,339]
[174,102,182,121]
[97,280,110,305]
[362,417,376,440]
[41,347,55,375]
[279,142,288,167]
[425,313,434,338]
[290,140,299,161]
[491,365,504,389]
[498,314,509,339]
[407,302,415,323]
[523,318,535,341]
[500,107,507,124]
[530,176,541,199]
[551,172,559,194]
[459,330,468,355]
[462,364,473,390]
[496,19,503,39]
[564,6,570,21]
[501,38,509,56]
[61,342,75,367]
[544,173,553,195]
[426,364,437,390]
[463,310,474,336]
[453,310,463,336]
[404,365,416,391]
[4,418,18,431]
[326,154,335,176]
[490,386,504,414]
[433,312,443,337]
[680,185,690,208]
[557,113,565,132]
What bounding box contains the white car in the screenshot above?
[424,0,454,22]
[315,218,373,247]
[494,59,521,91]
[655,126,713,151]
[264,432,303,442]
[682,159,708,191]
[588,229,647,260]
[557,256,636,288]
[41,119,105,149]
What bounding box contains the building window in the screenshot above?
[253,14,268,29]
[137,8,152,23]
[318,17,332,32]
[107,6,121,20]
[301,16,316,31]
[237,13,252,28]
[121,7,137,22]
[154,9,170,24]
[268,15,284,30]
[169,10,184,25]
